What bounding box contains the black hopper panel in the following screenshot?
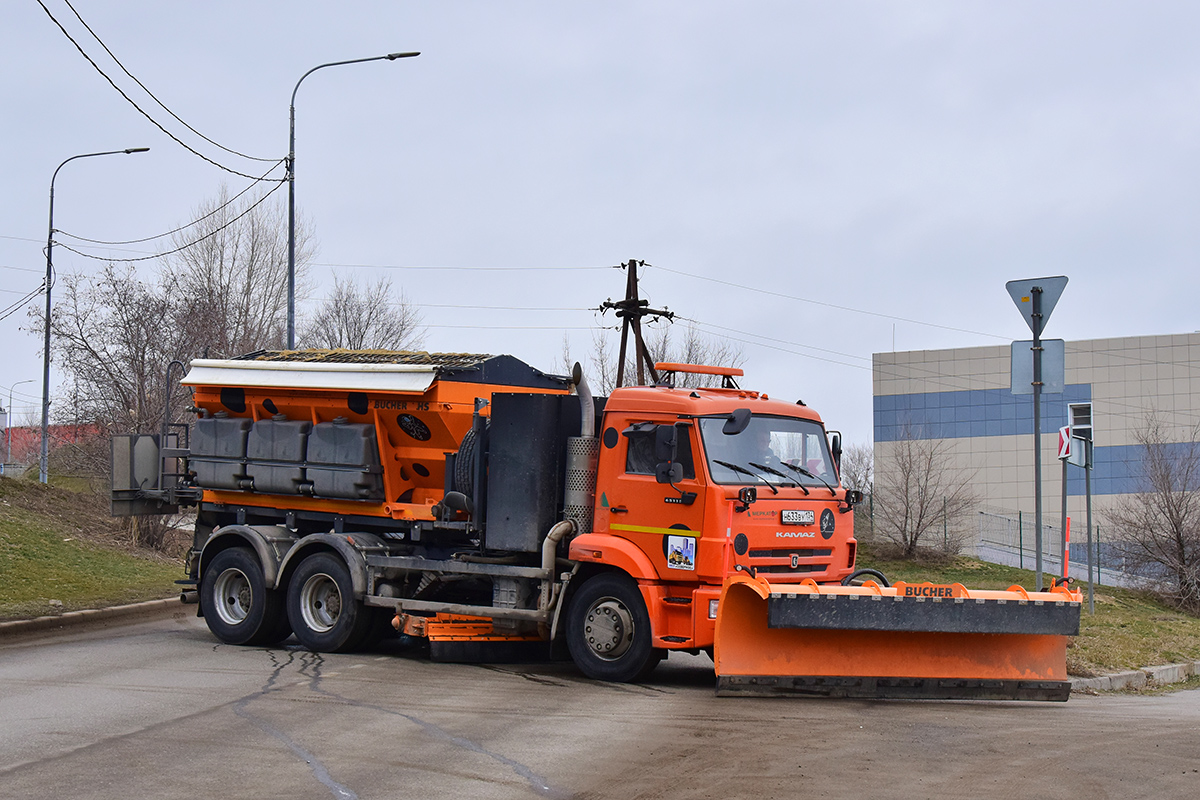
[485,393,580,553]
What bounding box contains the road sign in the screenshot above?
[1006,276,1069,333]
[1058,426,1071,460]
[1011,339,1065,394]
[1067,436,1089,468]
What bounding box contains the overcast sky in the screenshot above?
[3,2,1199,445]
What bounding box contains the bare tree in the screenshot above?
[873,428,977,557]
[571,322,745,395]
[164,184,314,357]
[840,442,875,539]
[1103,416,1200,612]
[840,442,874,494]
[299,275,425,351]
[38,264,187,437]
[645,323,745,388]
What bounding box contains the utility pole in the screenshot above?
[599,260,674,387]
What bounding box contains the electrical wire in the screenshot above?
[0,265,42,274]
[35,0,284,182]
[644,262,1010,341]
[424,324,614,331]
[55,160,286,246]
[310,262,616,272]
[0,284,45,322]
[52,179,286,263]
[60,0,277,164]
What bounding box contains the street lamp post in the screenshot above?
[4,379,35,476]
[42,147,149,484]
[286,51,420,349]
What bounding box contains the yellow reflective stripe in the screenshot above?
[611,523,698,538]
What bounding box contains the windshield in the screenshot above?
[697,415,837,488]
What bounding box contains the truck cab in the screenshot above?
[566,364,859,673]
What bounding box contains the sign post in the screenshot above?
[1058,425,1070,578]
[1007,276,1068,591]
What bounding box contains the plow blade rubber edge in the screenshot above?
[713,576,1080,701]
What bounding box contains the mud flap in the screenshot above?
[713,575,1080,701]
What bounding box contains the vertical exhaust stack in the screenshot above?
[563,363,599,535]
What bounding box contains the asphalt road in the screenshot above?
[2,611,1198,799]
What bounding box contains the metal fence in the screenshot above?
[970,506,1140,588]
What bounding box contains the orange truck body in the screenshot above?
[115,350,1081,700]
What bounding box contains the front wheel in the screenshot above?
[199,547,291,645]
[566,573,661,682]
[287,552,372,653]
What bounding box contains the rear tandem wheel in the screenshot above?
[286,552,374,653]
[199,547,291,646]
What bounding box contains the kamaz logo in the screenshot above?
[776,531,816,538]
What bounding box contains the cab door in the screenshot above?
[594,415,707,580]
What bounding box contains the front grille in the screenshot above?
[755,563,824,574]
[748,548,832,559]
[746,547,832,576]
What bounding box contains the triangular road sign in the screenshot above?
[1006,276,1068,334]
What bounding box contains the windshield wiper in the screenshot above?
[713,459,779,495]
[749,462,804,494]
[779,462,837,496]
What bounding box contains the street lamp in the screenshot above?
[4,379,35,476]
[42,147,149,484]
[286,51,420,349]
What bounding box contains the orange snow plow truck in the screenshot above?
[112,350,1082,700]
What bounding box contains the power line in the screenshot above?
[311,262,616,272]
[646,262,1010,341]
[60,0,277,164]
[424,324,614,331]
[0,265,42,274]
[35,0,284,182]
[53,179,286,263]
[0,284,45,322]
[55,161,286,246]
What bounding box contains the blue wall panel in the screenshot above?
[873,384,1091,442]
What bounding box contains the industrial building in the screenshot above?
[872,331,1200,574]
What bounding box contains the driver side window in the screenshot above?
[624,427,696,479]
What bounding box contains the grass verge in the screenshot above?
[0,477,182,621]
[858,545,1200,677]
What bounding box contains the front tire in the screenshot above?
[199,547,291,645]
[566,573,661,682]
[287,552,372,653]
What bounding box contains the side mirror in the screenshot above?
[723,408,752,435]
[844,489,864,505]
[829,431,842,474]
[656,461,684,484]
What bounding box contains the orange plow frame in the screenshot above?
[714,574,1083,701]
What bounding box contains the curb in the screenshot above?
[0,597,186,639]
[1071,660,1200,693]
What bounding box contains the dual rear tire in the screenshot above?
[199,547,291,646]
[285,552,374,653]
[200,548,374,653]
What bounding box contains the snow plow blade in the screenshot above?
[714,574,1083,701]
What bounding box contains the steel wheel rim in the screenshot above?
[583,596,634,661]
[213,568,252,626]
[299,573,342,633]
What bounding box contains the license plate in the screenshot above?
[781,509,814,525]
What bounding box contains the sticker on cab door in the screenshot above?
[666,535,696,571]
